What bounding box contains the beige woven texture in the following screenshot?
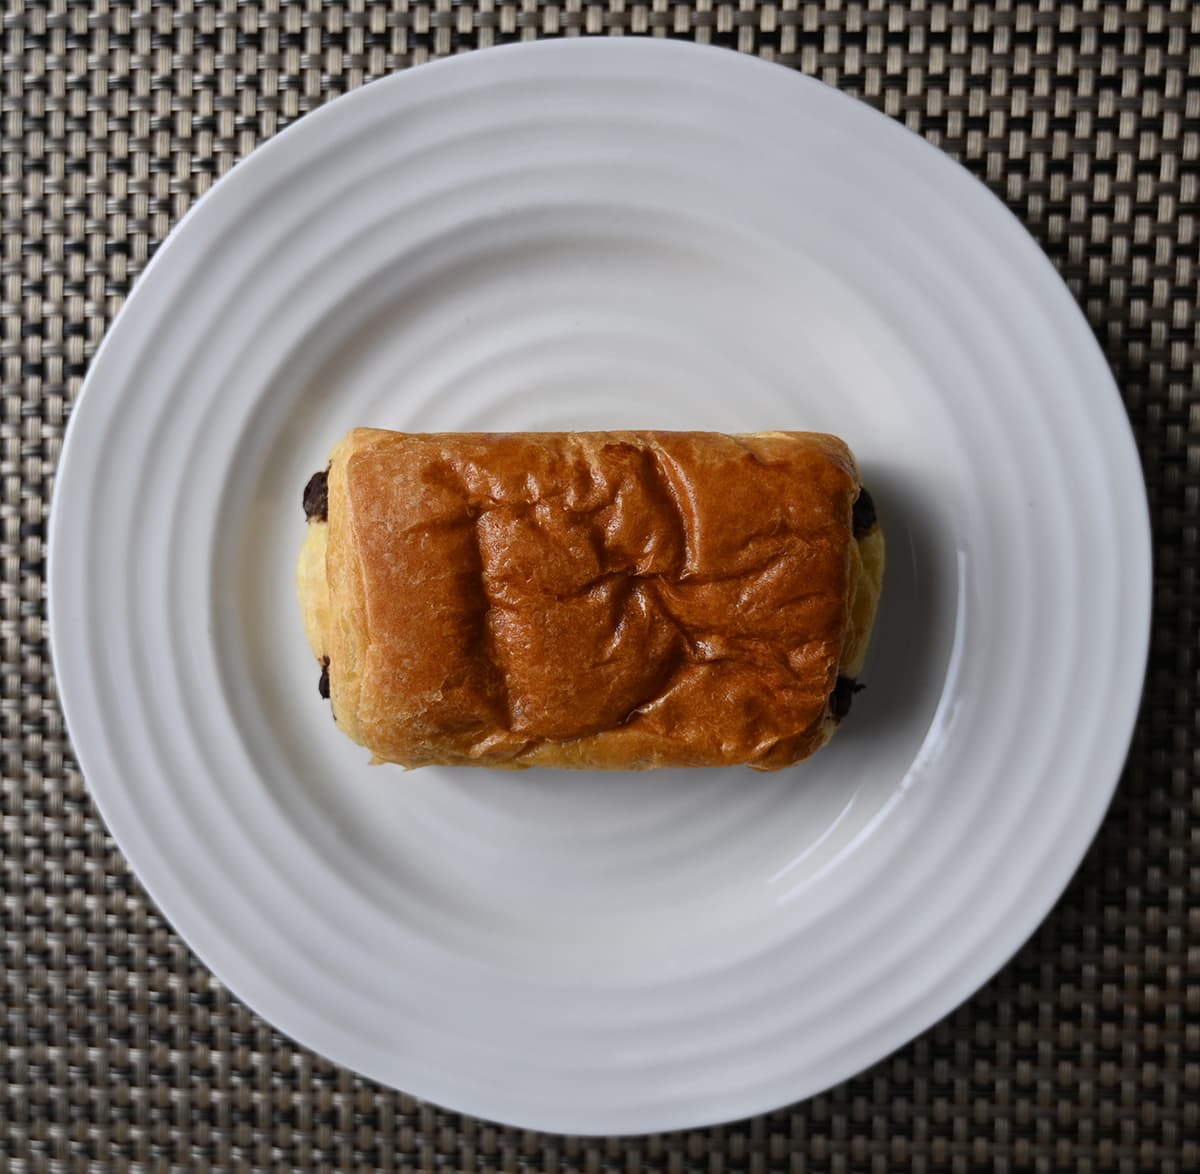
[2,1,1198,1170]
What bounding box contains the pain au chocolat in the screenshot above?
[297,429,884,770]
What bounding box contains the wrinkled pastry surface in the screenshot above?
[299,429,884,770]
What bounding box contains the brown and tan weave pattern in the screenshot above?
[2,0,1197,1169]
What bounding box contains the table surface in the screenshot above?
[3,1,1197,1170]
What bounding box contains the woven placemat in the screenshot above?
[3,1,1197,1169]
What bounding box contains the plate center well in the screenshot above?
[218,214,962,979]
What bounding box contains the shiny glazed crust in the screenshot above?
[298,429,885,770]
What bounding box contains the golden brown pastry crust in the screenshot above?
[298,429,884,770]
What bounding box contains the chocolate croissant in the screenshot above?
[297,429,884,770]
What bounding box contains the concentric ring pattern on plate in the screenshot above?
[49,39,1150,1134]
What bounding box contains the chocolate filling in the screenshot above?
[829,675,864,722]
[852,486,876,539]
[303,470,328,522]
[318,656,330,700]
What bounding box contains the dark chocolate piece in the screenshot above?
[852,486,876,538]
[318,656,330,700]
[303,470,329,522]
[829,675,864,722]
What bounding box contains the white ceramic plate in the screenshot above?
[49,38,1150,1135]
